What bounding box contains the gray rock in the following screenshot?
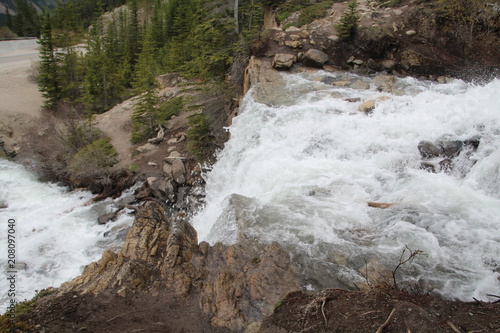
[171,159,186,184]
[98,213,116,225]
[302,49,329,67]
[418,140,441,159]
[463,135,481,150]
[358,100,377,114]
[272,53,295,70]
[439,159,454,173]
[135,143,157,154]
[381,59,398,71]
[439,140,463,158]
[372,75,404,95]
[164,151,183,164]
[163,163,173,179]
[420,162,436,173]
[349,80,370,90]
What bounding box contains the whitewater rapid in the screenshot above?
[0,160,133,312]
[193,72,500,302]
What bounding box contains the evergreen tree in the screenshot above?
[37,14,62,109]
[335,0,359,40]
[130,30,160,143]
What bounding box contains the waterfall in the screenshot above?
[0,160,134,312]
[193,71,500,302]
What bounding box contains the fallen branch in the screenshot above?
[486,294,500,303]
[375,308,396,333]
[106,312,131,323]
[321,299,328,329]
[446,321,461,333]
[367,202,397,209]
[473,297,483,306]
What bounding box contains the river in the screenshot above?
[193,71,500,302]
[0,39,134,313]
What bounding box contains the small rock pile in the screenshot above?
[418,136,480,175]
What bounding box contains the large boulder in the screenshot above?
[302,48,329,67]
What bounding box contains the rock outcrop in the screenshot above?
[59,201,301,331]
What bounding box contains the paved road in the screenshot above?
[0,39,39,65]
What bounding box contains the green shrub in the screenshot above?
[335,0,360,40]
[296,1,334,27]
[376,0,404,8]
[276,0,312,22]
[0,288,56,332]
[157,96,185,123]
[277,0,335,26]
[64,119,104,153]
[68,137,118,180]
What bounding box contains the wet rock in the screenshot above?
[349,80,370,90]
[98,213,116,225]
[302,49,329,68]
[372,75,404,95]
[332,80,351,87]
[420,162,436,173]
[463,135,481,150]
[272,54,295,70]
[358,100,376,114]
[439,140,463,158]
[439,158,454,173]
[418,140,441,159]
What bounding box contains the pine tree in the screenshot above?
[335,0,359,40]
[38,14,62,110]
[130,31,160,143]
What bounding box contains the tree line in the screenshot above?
[38,0,271,114]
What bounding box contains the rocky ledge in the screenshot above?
[21,201,300,332]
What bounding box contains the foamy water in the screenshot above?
[193,72,500,301]
[0,160,133,312]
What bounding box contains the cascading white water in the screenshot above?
[193,71,500,302]
[0,160,134,312]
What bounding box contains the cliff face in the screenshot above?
[31,201,300,332]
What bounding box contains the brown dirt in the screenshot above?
[260,289,500,333]
[20,290,231,333]
[16,287,500,333]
